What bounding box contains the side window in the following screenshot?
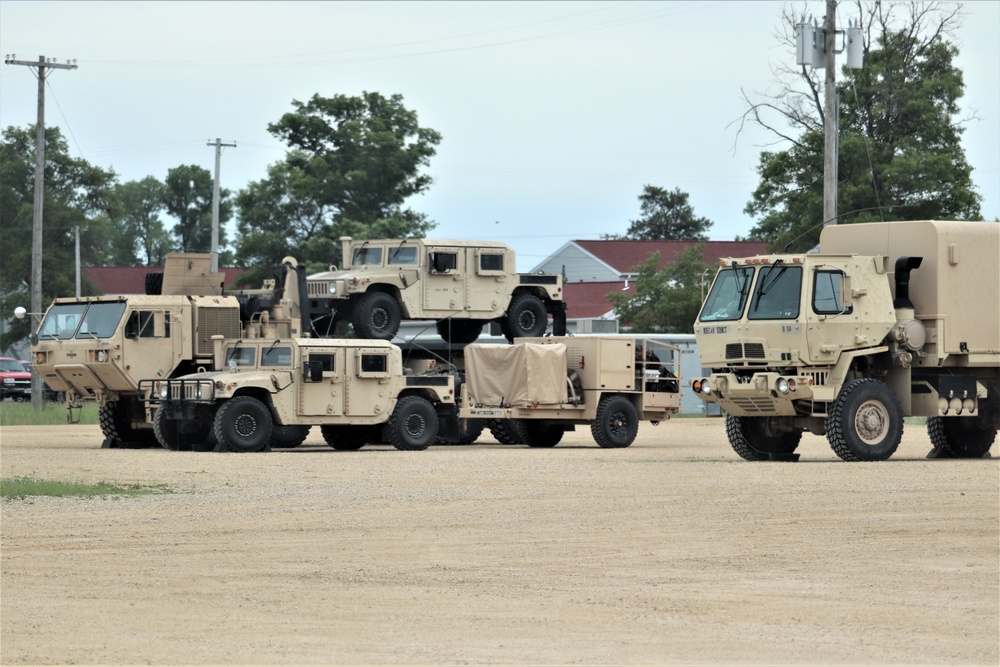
[429,252,457,273]
[262,346,293,367]
[308,353,336,373]
[813,270,853,315]
[225,347,256,368]
[478,253,504,273]
[358,352,389,377]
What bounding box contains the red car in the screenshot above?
[0,357,32,401]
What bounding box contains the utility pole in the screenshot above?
[795,4,863,228]
[4,54,77,411]
[207,138,236,272]
[822,0,837,227]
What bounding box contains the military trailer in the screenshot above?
[306,237,567,343]
[23,254,310,448]
[460,336,681,448]
[142,337,457,452]
[691,220,999,461]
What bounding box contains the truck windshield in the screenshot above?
[699,268,754,321]
[748,265,802,320]
[38,302,126,340]
[353,246,383,266]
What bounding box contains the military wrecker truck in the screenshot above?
[142,336,458,452]
[691,220,999,461]
[21,253,312,448]
[306,237,567,343]
[460,336,682,448]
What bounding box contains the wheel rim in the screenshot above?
[405,413,426,438]
[370,308,389,329]
[854,399,889,444]
[518,310,537,331]
[234,412,258,438]
[609,409,629,438]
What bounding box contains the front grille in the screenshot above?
[729,397,776,413]
[726,342,766,361]
[307,281,330,297]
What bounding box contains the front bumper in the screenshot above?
[690,372,816,417]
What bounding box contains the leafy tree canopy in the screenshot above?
[0,125,116,349]
[234,91,441,280]
[606,185,712,241]
[164,164,231,255]
[606,246,711,334]
[736,1,981,251]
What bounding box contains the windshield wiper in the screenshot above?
[753,260,786,311]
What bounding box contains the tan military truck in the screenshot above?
[306,237,567,343]
[460,336,681,448]
[21,254,312,448]
[691,220,999,461]
[142,337,457,452]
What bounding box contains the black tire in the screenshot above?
[826,379,903,461]
[435,319,484,345]
[213,396,272,453]
[591,395,639,448]
[505,293,548,339]
[522,421,564,448]
[99,399,157,448]
[387,396,438,451]
[927,416,996,458]
[144,272,163,296]
[320,424,370,451]
[725,414,803,461]
[486,418,524,445]
[270,424,310,449]
[437,418,486,446]
[352,292,402,340]
[153,406,197,451]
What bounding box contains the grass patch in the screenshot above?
[0,401,99,427]
[0,477,170,501]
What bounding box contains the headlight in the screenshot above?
[328,283,337,295]
[702,384,712,395]
[159,384,169,399]
[97,350,107,362]
[776,378,790,394]
[716,377,728,395]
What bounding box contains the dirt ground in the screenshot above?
[1,418,997,665]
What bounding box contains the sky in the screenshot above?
[1,1,997,271]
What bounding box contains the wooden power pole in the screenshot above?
[4,55,77,410]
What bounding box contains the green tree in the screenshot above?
[107,176,171,266]
[606,246,710,334]
[163,164,231,254]
[234,91,440,278]
[607,186,712,240]
[735,2,981,251]
[0,125,116,349]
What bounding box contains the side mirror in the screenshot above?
[14,306,27,320]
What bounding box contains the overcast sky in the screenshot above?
[2,1,997,270]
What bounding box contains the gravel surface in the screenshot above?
[1,419,997,665]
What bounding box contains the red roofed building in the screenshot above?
[529,239,769,331]
[82,265,246,296]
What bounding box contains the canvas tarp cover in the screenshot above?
[465,342,568,407]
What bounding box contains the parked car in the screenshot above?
[0,357,32,401]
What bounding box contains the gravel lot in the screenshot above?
[1,418,997,665]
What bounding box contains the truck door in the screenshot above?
[467,248,509,316]
[424,246,466,313]
[298,347,345,417]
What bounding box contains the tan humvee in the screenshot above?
[691,220,999,461]
[25,254,308,448]
[143,337,456,452]
[306,237,567,343]
[459,336,681,448]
